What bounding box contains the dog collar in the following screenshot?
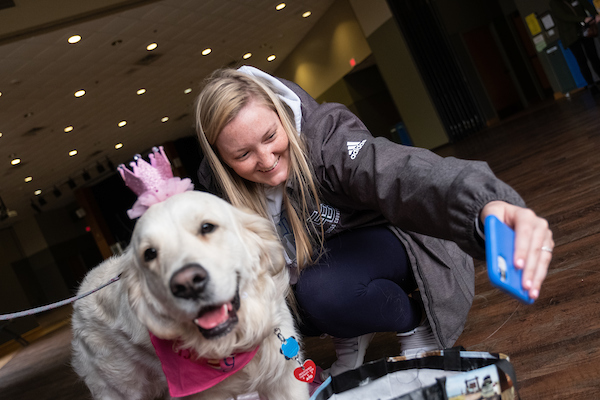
[149,332,259,397]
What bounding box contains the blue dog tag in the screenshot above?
[280,336,299,359]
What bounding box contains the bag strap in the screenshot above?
[496,358,519,394]
[442,346,462,370]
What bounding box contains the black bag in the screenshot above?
[310,348,518,400]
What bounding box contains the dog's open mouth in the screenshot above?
[194,289,240,339]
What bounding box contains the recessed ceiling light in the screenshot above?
[147,43,158,51]
[68,35,82,44]
[74,90,86,97]
[0,132,3,138]
[161,116,169,123]
[24,176,32,182]
[34,189,42,196]
[302,11,312,18]
[137,88,146,95]
[115,143,123,149]
[184,88,192,94]
[69,150,78,157]
[267,55,276,62]
[0,91,2,96]
[118,120,127,127]
[243,52,252,59]
[11,158,21,165]
[64,126,73,133]
[276,3,286,10]
[202,48,212,56]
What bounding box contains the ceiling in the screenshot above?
[0,0,335,229]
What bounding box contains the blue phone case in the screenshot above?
[484,215,534,304]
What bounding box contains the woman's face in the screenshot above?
[215,98,290,187]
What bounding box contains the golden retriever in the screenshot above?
[71,191,310,400]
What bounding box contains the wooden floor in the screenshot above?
[2,90,600,399]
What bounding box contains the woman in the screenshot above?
[550,0,600,94]
[194,66,553,377]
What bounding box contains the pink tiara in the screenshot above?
[118,146,194,219]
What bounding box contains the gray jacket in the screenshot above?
[197,77,526,349]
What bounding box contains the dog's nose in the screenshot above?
[170,264,209,299]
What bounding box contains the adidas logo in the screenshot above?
[347,140,366,159]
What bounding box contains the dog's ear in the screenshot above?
[234,206,285,277]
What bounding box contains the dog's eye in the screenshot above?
[200,223,216,235]
[144,248,158,262]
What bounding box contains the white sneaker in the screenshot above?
[320,333,375,379]
[397,318,438,357]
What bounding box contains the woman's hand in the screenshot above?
[480,201,553,300]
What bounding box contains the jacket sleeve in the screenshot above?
[303,102,526,259]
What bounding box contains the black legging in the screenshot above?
[294,225,421,338]
[569,37,600,85]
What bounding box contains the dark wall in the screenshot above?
[173,135,204,190]
[316,61,402,142]
[435,0,505,35]
[343,63,403,142]
[0,224,102,344]
[0,227,38,343]
[92,172,138,247]
[433,0,549,121]
[27,205,104,299]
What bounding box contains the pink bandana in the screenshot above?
[149,332,259,397]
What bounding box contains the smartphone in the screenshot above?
[484,215,534,304]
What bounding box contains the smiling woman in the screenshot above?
[194,65,553,381]
[215,98,290,187]
[195,67,322,273]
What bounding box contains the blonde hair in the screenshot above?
[194,68,323,270]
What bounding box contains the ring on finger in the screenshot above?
[541,246,553,253]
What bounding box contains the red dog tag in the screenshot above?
[294,359,316,383]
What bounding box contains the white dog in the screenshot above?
[71,191,310,400]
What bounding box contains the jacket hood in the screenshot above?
[237,65,302,133]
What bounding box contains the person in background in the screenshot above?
[550,0,600,94]
[193,66,553,378]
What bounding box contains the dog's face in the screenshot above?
[125,191,285,348]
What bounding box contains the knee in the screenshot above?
[294,276,351,319]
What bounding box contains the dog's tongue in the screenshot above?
[194,303,232,330]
